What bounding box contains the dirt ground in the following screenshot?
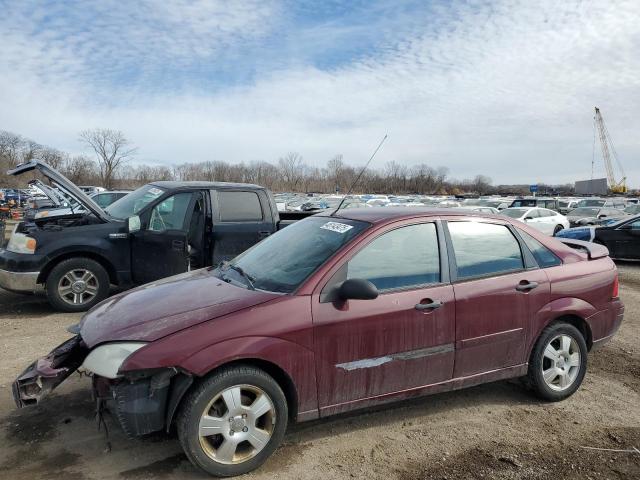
[0,264,638,480]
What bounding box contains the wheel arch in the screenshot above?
[166,358,300,432]
[38,251,118,285]
[542,314,593,351]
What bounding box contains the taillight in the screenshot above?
[612,273,619,298]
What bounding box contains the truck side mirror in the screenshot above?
[127,215,141,233]
[338,278,379,301]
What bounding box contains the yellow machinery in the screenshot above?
[594,107,627,194]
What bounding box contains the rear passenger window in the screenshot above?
[518,230,561,268]
[218,191,263,222]
[347,223,440,290]
[448,222,524,279]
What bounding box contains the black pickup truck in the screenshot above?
[0,161,311,311]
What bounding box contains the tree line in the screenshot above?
[0,129,573,196]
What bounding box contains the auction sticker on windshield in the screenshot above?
[320,222,354,234]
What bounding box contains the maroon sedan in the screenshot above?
[13,209,624,477]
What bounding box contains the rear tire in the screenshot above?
[177,365,288,477]
[45,257,110,312]
[527,322,587,401]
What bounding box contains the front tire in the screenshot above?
[553,224,564,236]
[177,365,288,477]
[527,322,587,401]
[45,257,110,312]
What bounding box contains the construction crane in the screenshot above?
[594,107,627,194]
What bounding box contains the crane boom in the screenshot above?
[594,107,627,193]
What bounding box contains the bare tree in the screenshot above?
[62,155,99,185]
[278,152,304,190]
[79,128,137,189]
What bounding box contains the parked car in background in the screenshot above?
[558,199,582,215]
[13,208,624,477]
[0,188,25,205]
[556,214,640,260]
[510,197,559,211]
[624,204,640,215]
[457,206,500,214]
[90,190,130,208]
[79,186,105,195]
[576,198,627,210]
[565,207,628,227]
[0,161,313,312]
[501,207,569,235]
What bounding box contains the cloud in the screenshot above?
[0,0,639,186]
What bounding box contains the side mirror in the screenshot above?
[524,217,533,221]
[338,278,379,301]
[127,215,141,233]
[598,215,607,219]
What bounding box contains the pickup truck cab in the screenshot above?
[0,161,308,311]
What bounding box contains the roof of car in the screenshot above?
[149,181,263,190]
[321,207,505,224]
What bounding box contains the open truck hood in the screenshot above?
[27,179,68,207]
[8,160,109,222]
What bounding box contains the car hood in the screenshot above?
[8,160,109,222]
[79,268,279,347]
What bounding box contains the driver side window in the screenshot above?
[148,193,193,232]
[346,223,440,291]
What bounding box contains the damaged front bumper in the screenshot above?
[13,335,88,407]
[14,336,193,437]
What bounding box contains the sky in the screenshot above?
[1,0,639,186]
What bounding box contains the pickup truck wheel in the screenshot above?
[45,258,110,312]
[177,366,288,477]
[527,322,587,401]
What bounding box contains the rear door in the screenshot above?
[312,221,455,413]
[211,189,275,264]
[131,192,196,284]
[444,219,549,377]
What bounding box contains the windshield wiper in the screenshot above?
[222,262,256,290]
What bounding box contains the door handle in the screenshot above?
[172,240,185,251]
[415,300,443,311]
[516,281,539,292]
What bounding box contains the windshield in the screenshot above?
[501,208,528,218]
[510,199,537,207]
[221,216,370,293]
[569,207,599,216]
[624,205,640,214]
[577,199,605,207]
[105,184,166,219]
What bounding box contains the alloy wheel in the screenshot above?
[57,269,99,305]
[198,384,276,465]
[541,334,581,391]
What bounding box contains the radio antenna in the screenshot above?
[330,134,388,216]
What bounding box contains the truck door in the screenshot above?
[211,190,275,265]
[131,192,196,284]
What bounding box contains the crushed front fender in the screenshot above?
[13,335,89,407]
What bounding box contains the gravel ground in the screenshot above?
[0,264,638,479]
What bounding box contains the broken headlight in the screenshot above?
[81,342,147,379]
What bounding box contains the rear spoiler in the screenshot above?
[557,238,609,260]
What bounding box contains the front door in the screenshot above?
[312,222,455,414]
[131,192,196,284]
[445,220,549,377]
